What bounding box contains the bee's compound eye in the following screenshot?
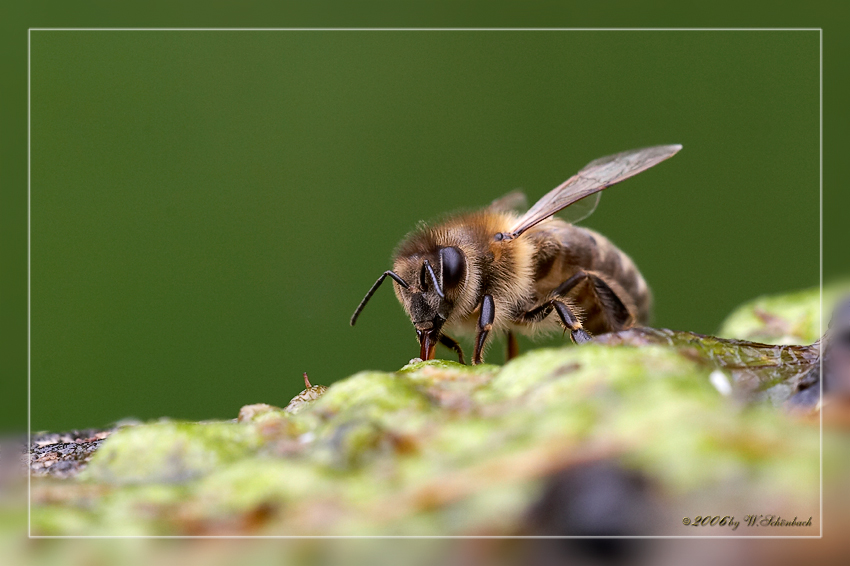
[439,246,466,291]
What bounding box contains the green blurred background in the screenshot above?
[30,31,820,431]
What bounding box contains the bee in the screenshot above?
[350,145,682,364]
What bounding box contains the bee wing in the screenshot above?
[505,144,682,239]
[488,190,528,213]
[558,191,601,225]
[491,187,599,225]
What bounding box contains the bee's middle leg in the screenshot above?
[506,331,519,361]
[519,300,592,344]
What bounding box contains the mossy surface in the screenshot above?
[81,421,262,485]
[28,285,845,537]
[719,281,850,344]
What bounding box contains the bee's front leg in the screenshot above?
[473,294,495,365]
[439,333,466,365]
[519,300,592,345]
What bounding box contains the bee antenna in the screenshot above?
[422,259,445,298]
[350,270,410,326]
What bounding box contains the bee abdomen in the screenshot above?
[532,223,652,332]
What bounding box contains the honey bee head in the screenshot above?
[391,246,468,360]
[350,221,476,362]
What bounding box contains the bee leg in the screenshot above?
[587,275,634,330]
[553,271,590,296]
[439,334,466,365]
[506,331,519,361]
[519,300,592,344]
[555,271,633,331]
[473,294,495,365]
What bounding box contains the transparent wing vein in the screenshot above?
[507,144,682,237]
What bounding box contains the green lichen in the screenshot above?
[28,285,831,537]
[719,281,850,344]
[80,420,262,485]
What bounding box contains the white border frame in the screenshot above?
[27,27,824,539]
